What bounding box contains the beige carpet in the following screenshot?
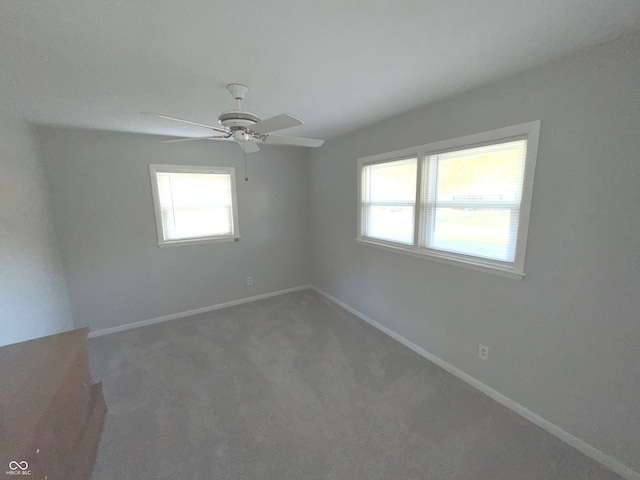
[88,289,622,479]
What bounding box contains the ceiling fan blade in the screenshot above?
[250,114,303,134]
[263,134,324,148]
[163,136,227,143]
[238,141,260,153]
[143,112,228,133]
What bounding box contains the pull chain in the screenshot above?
[243,145,249,181]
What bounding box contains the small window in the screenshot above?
[150,165,239,246]
[357,122,540,278]
[362,157,417,245]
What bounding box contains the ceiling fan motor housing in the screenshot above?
[218,111,260,128]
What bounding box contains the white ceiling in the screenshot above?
[1,1,639,141]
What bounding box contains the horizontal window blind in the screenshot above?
[156,171,234,242]
[362,158,417,245]
[422,140,527,262]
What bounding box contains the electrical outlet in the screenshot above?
[479,344,489,361]
[247,276,253,285]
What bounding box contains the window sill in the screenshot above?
[158,236,241,247]
[355,238,524,280]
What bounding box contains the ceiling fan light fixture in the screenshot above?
[232,130,252,142]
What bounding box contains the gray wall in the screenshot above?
[38,129,311,332]
[0,111,73,346]
[309,32,640,472]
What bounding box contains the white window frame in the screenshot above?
[356,121,540,279]
[360,156,419,245]
[149,164,240,247]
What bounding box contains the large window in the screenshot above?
[357,122,540,278]
[150,165,239,246]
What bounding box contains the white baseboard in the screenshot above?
[88,285,311,339]
[309,285,639,480]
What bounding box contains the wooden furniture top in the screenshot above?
[0,328,90,460]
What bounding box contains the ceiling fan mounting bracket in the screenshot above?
[227,84,249,100]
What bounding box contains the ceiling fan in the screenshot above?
[143,84,324,153]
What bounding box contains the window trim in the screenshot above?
[149,164,240,247]
[356,121,540,279]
